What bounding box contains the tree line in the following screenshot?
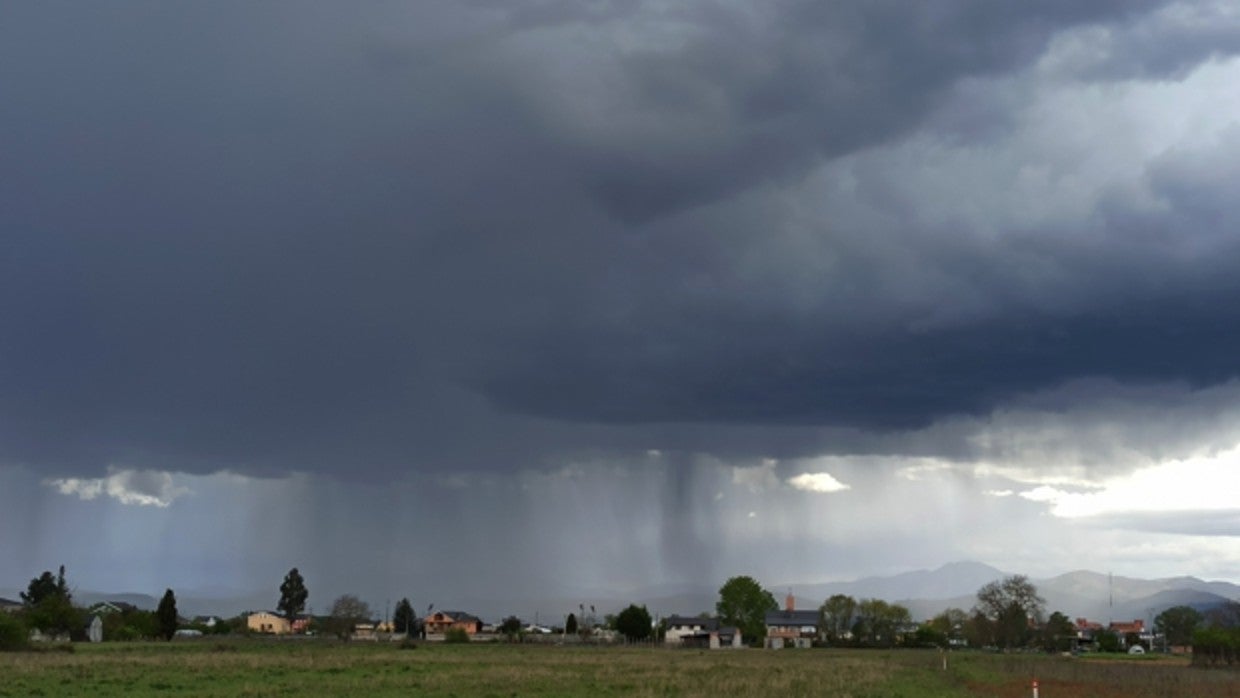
[0,566,180,650]
[5,565,1238,654]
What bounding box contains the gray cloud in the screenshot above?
[2,0,1240,486]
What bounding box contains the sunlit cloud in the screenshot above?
[45,467,190,508]
[1016,446,1240,518]
[787,472,851,493]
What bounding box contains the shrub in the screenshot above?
[444,627,470,644]
[0,613,27,651]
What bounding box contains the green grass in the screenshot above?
[1,641,1235,697]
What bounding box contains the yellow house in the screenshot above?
[424,611,482,635]
[248,611,291,634]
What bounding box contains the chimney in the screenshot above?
[785,591,795,612]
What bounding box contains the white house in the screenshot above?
[665,616,718,645]
[665,615,743,649]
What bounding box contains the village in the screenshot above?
[2,567,1193,657]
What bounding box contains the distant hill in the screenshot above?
[784,561,1007,605]
[1035,571,1240,624]
[784,564,1240,623]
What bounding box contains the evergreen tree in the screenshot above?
[566,612,578,635]
[278,568,309,622]
[156,589,178,641]
[393,598,416,635]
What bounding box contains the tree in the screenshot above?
[964,609,994,648]
[1041,611,1075,652]
[929,608,968,646]
[25,594,81,637]
[716,576,777,644]
[975,575,1045,649]
[615,604,652,642]
[0,612,26,651]
[278,568,309,622]
[995,601,1033,649]
[393,598,416,636]
[156,589,178,641]
[819,594,857,644]
[101,607,158,641]
[853,598,911,647]
[1206,600,1240,629]
[22,565,71,607]
[326,594,371,640]
[21,565,78,635]
[500,616,523,638]
[565,612,578,635]
[1156,605,1204,647]
[1096,628,1121,653]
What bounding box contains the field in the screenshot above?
[2,641,1238,697]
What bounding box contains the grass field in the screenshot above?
[2,641,1237,697]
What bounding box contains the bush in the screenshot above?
[399,637,418,650]
[0,613,27,651]
[444,627,471,644]
[1193,627,1240,667]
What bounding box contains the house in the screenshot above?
[1072,618,1103,650]
[424,611,483,636]
[713,626,744,649]
[352,623,378,641]
[247,611,291,634]
[765,593,818,649]
[1074,618,1102,638]
[1109,620,1149,649]
[665,616,718,645]
[89,601,139,616]
[191,615,220,629]
[664,616,744,649]
[0,597,22,613]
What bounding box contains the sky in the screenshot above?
[5,1,1240,615]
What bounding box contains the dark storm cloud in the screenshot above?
[2,1,1237,479]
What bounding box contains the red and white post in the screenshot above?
[1031,679,1039,698]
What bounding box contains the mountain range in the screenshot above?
[783,562,1240,624]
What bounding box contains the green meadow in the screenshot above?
[1,641,1236,697]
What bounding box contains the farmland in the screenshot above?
[1,641,1237,697]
